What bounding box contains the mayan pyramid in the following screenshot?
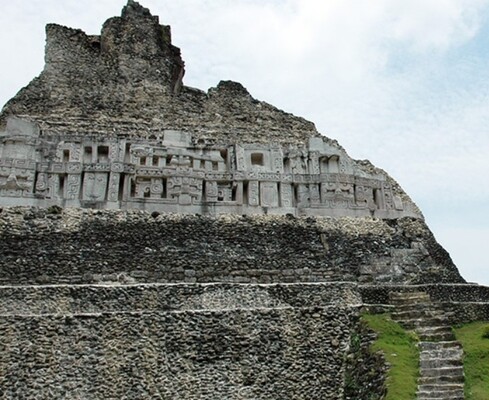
[0,2,486,399]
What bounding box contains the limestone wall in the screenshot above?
[0,306,356,399]
[0,282,361,316]
[0,207,463,285]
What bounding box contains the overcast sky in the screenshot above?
[1,0,488,284]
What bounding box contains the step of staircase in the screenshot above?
[417,326,456,341]
[420,358,463,369]
[393,308,442,320]
[392,316,447,329]
[389,291,431,305]
[417,382,464,399]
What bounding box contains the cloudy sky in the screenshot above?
[1,0,488,284]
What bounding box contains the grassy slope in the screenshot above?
[454,321,489,400]
[362,314,419,400]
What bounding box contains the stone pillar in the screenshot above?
[280,183,293,207]
[248,181,259,206]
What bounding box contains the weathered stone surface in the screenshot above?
[0,3,316,145]
[0,306,355,399]
[0,207,463,285]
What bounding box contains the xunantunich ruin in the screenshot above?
[0,1,418,219]
[0,2,487,399]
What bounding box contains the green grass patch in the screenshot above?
[362,314,419,400]
[454,321,489,400]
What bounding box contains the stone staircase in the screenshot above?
[389,291,465,400]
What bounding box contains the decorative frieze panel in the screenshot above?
[248,181,260,206]
[260,182,278,207]
[82,172,108,202]
[167,176,202,205]
[279,183,293,208]
[0,118,420,218]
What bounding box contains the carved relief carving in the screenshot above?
[310,184,320,205]
[260,182,278,207]
[66,174,81,200]
[296,184,310,207]
[235,145,246,171]
[150,178,164,199]
[0,171,33,196]
[167,176,202,205]
[280,183,293,207]
[107,172,120,202]
[217,182,234,202]
[82,172,108,201]
[271,148,284,173]
[309,152,320,175]
[248,181,259,206]
[205,181,218,202]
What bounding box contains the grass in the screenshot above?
[362,314,419,400]
[454,321,489,400]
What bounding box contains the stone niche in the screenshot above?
[0,116,418,218]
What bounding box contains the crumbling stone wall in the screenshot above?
[0,207,463,285]
[0,2,317,145]
[0,306,355,399]
[0,282,360,316]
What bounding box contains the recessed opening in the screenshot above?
[243,181,249,204]
[328,156,339,173]
[152,156,159,166]
[59,174,65,198]
[63,150,70,163]
[161,178,167,198]
[251,153,264,166]
[125,144,131,163]
[97,146,109,163]
[140,156,147,165]
[118,174,125,201]
[90,39,101,50]
[84,146,93,163]
[373,188,382,209]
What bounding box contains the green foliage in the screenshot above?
[361,314,419,400]
[454,321,489,400]
[482,326,489,340]
[350,332,361,352]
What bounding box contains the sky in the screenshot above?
[0,0,488,284]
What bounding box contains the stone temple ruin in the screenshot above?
[0,5,418,220]
[0,2,488,399]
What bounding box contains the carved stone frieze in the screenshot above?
[0,116,421,218]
